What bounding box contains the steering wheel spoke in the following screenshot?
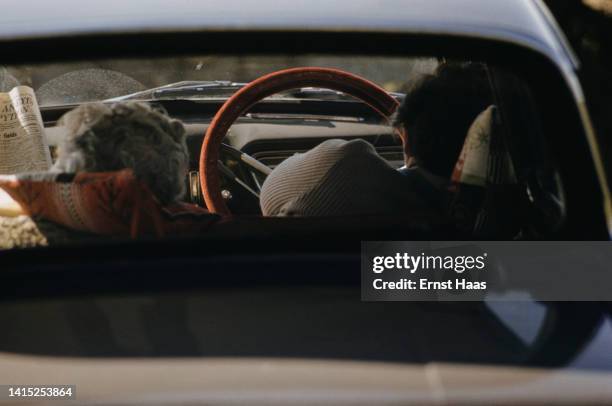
[218,160,261,199]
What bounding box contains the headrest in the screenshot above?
[451,105,517,188]
[0,169,218,238]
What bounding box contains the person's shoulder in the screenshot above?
[313,138,376,155]
[277,138,382,175]
[305,138,382,168]
[260,138,387,216]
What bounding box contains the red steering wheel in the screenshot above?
[199,67,400,215]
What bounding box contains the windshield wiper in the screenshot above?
[106,81,247,102]
[107,81,403,103]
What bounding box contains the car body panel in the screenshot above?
[0,0,575,70]
[1,354,612,405]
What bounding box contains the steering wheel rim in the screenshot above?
[200,67,400,215]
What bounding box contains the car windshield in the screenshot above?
[1,55,437,107]
[0,53,563,256]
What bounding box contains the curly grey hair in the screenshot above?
[52,102,188,204]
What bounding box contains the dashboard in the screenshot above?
[44,106,403,214]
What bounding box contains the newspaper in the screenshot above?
[0,86,51,174]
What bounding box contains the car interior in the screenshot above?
[1,55,572,242]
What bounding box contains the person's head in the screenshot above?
[53,102,188,204]
[393,62,494,178]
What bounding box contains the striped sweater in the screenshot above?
[260,138,449,219]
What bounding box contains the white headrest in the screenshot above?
[451,105,497,187]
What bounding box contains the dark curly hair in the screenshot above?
[52,102,188,204]
[393,62,494,178]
